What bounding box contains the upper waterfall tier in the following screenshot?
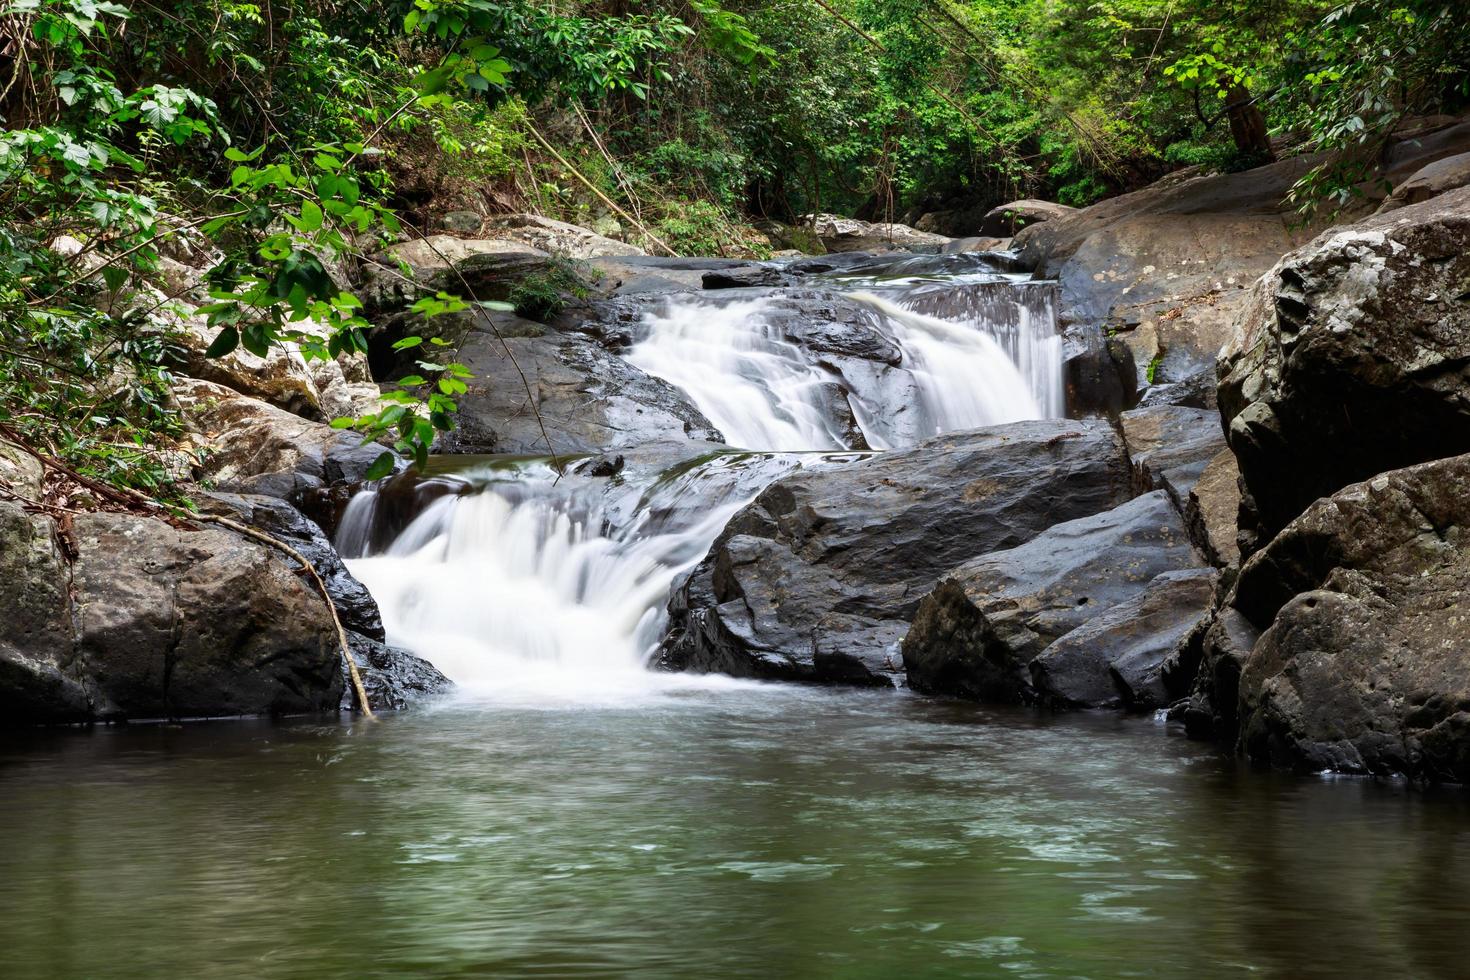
[622,264,1061,453]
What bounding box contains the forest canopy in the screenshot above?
[1,0,1467,492]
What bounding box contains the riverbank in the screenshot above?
[4,114,1470,788]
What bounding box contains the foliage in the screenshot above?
[508,257,589,322]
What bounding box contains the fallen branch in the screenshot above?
[190,511,376,720]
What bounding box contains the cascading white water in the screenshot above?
[344,454,810,701]
[347,258,1065,697]
[623,298,855,451]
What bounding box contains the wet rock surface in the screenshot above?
[903,491,1205,703]
[662,420,1132,684]
[1185,453,1470,782]
[440,309,723,455]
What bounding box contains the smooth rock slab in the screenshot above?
[1030,567,1219,709]
[904,490,1205,703]
[662,419,1133,684]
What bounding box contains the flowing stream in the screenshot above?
[6,255,1468,978]
[346,255,1063,693]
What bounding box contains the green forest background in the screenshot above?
[1,0,1467,492]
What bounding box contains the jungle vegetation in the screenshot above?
[0,0,1466,494]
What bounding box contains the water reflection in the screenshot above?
[2,690,1468,979]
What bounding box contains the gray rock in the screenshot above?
[362,235,550,311]
[485,213,647,258]
[439,211,484,234]
[979,199,1077,237]
[1018,120,1470,391]
[440,310,723,455]
[805,214,951,253]
[1186,449,1242,568]
[1119,404,1227,503]
[904,491,1205,703]
[175,379,390,500]
[1031,567,1219,709]
[701,265,789,289]
[1182,452,1470,782]
[1376,151,1470,212]
[1218,184,1470,543]
[662,419,1133,684]
[0,506,346,723]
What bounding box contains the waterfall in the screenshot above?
[344,453,812,699]
[346,259,1064,697]
[622,297,856,451]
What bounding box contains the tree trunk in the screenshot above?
[1225,84,1275,161]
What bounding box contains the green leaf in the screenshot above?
[392,336,424,350]
[329,417,356,430]
[364,451,396,481]
[298,199,323,232]
[396,374,427,386]
[204,326,240,358]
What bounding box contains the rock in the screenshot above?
[701,265,788,289]
[805,214,951,254]
[439,210,484,234]
[200,493,385,640]
[171,314,326,421]
[1376,151,1470,212]
[174,379,389,499]
[0,505,348,723]
[589,214,624,241]
[1209,453,1470,782]
[348,639,453,711]
[662,419,1133,684]
[1186,449,1242,568]
[1030,567,1218,709]
[903,491,1205,703]
[0,441,44,498]
[1063,325,1138,417]
[0,502,88,724]
[1119,405,1227,504]
[979,199,1077,237]
[485,213,646,259]
[362,235,550,311]
[942,236,1011,254]
[1136,368,1218,410]
[1218,184,1470,543]
[1017,119,1470,390]
[440,309,723,455]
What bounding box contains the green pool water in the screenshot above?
[2,685,1467,979]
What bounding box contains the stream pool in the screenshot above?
[3,685,1468,979]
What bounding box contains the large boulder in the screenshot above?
[661,420,1133,685]
[439,309,723,455]
[485,213,647,259]
[0,503,345,723]
[174,378,388,499]
[903,490,1206,703]
[1190,453,1470,783]
[979,199,1077,237]
[1031,567,1218,709]
[172,314,382,423]
[1018,119,1470,395]
[361,235,550,312]
[805,214,951,254]
[1218,184,1470,544]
